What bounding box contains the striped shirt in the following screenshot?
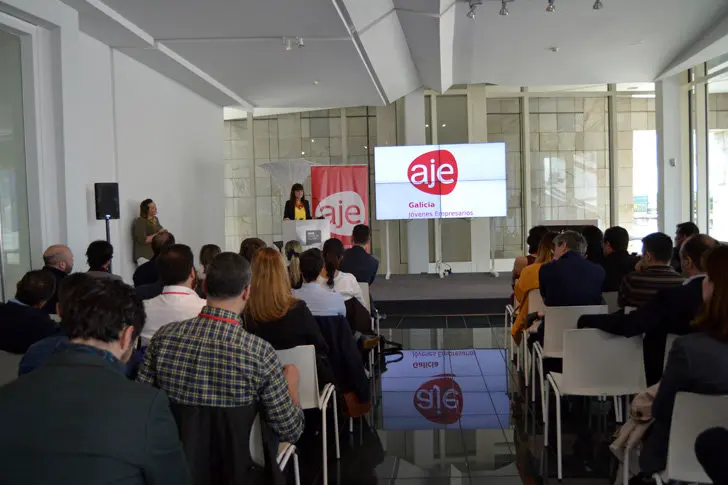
[618,265,685,309]
[137,305,304,443]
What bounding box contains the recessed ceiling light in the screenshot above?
[311,139,315,143]
[364,145,368,149]
[425,124,430,128]
[313,80,320,86]
[441,123,447,128]
[301,151,305,155]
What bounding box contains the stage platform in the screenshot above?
[369,273,511,318]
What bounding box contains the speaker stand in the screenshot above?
[105,215,112,273]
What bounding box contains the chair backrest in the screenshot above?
[276,345,319,410]
[359,282,371,313]
[561,329,646,396]
[664,334,679,370]
[667,392,728,483]
[249,414,265,466]
[0,351,22,387]
[542,305,609,357]
[602,292,619,313]
[527,291,546,314]
[625,306,637,315]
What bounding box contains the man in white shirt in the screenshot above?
[142,244,205,343]
[293,249,347,316]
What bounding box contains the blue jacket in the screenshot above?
[340,246,379,285]
[539,251,605,307]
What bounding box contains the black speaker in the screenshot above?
[94,183,120,220]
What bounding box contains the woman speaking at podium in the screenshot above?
[283,183,312,220]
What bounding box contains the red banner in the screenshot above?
[311,165,369,248]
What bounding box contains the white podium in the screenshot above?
[282,220,332,250]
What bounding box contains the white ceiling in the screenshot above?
[63,0,728,110]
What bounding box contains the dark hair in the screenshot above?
[15,270,56,307]
[322,238,344,288]
[289,183,306,206]
[199,244,221,271]
[681,234,717,272]
[206,252,252,299]
[581,225,604,263]
[642,232,673,263]
[86,240,114,271]
[603,226,630,253]
[157,244,194,286]
[151,231,175,256]
[299,248,324,283]
[61,278,145,343]
[140,199,154,218]
[676,221,700,238]
[239,238,267,263]
[57,273,92,315]
[694,246,728,342]
[526,225,549,255]
[352,225,371,245]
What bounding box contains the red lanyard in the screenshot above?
[162,292,192,295]
[198,313,240,326]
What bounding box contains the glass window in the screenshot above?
[529,96,610,227]
[0,29,31,299]
[707,85,728,241]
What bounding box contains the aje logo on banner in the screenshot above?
[311,166,369,248]
[374,143,507,221]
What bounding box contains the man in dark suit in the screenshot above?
[539,230,605,307]
[341,224,379,285]
[40,244,74,314]
[601,226,639,292]
[671,221,699,273]
[133,231,175,287]
[0,270,58,354]
[0,277,191,485]
[579,234,717,385]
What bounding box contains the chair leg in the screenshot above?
[544,378,550,448]
[322,407,328,485]
[294,452,301,485]
[349,417,353,433]
[530,348,536,402]
[613,395,621,423]
[653,473,664,485]
[556,391,562,481]
[333,390,340,460]
[623,447,629,485]
[539,354,546,423]
[524,338,530,384]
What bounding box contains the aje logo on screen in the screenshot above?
[413,374,463,425]
[407,150,459,195]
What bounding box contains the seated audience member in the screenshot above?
[618,232,684,309]
[539,231,605,307]
[340,224,379,285]
[142,244,205,343]
[512,225,548,283]
[601,226,639,292]
[580,234,717,385]
[671,221,699,273]
[244,248,335,388]
[138,252,304,445]
[0,271,57,354]
[40,244,74,314]
[239,237,266,264]
[0,277,191,485]
[293,249,346,317]
[85,240,122,281]
[639,245,728,475]
[133,231,175,287]
[318,238,366,307]
[695,427,728,485]
[284,240,303,289]
[581,225,606,266]
[197,244,221,282]
[510,232,557,342]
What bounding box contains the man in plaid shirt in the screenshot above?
[137,252,304,443]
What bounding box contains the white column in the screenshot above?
[404,88,430,274]
[655,75,690,233]
[467,85,491,272]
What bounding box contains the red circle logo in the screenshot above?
[407,150,459,195]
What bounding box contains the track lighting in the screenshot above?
[466,0,483,20]
[593,0,603,9]
[546,0,555,12]
[282,37,304,51]
[499,1,509,16]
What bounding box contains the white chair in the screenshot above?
[505,304,515,354]
[250,414,300,485]
[602,292,619,313]
[654,392,728,485]
[521,291,546,385]
[664,334,679,370]
[358,282,371,313]
[625,306,637,315]
[532,305,609,416]
[277,345,340,485]
[544,329,646,481]
[0,351,22,387]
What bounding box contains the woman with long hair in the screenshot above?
[284,240,303,289]
[640,245,728,475]
[511,232,558,341]
[581,225,605,266]
[512,225,548,283]
[132,199,166,265]
[283,183,311,221]
[196,244,221,297]
[318,238,365,307]
[244,248,334,387]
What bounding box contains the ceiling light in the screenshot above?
[295,37,304,48]
[283,37,292,51]
[311,139,315,143]
[425,123,430,128]
[466,0,482,20]
[441,123,447,128]
[593,0,603,9]
[546,0,555,12]
[499,1,509,16]
[313,80,320,86]
[301,151,305,155]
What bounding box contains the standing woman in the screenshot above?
[283,183,312,221]
[133,199,165,265]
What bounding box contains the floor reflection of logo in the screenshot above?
[413,373,463,425]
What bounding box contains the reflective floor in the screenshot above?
[294,319,617,485]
